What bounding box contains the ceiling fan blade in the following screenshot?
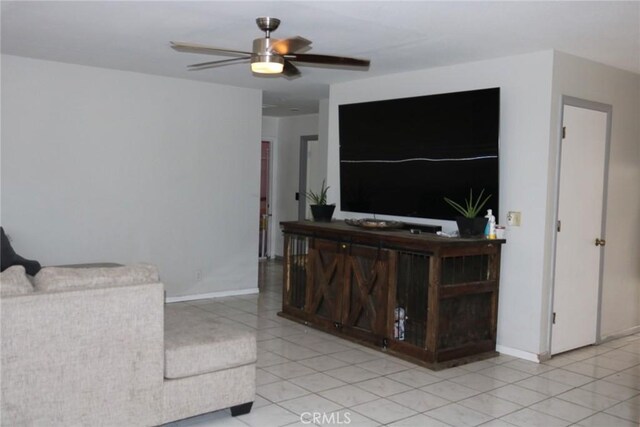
[187,57,251,71]
[285,53,370,68]
[269,36,312,55]
[282,60,301,77]
[170,41,251,57]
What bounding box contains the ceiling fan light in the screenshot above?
[251,54,284,74]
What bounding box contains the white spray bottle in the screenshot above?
[485,209,496,239]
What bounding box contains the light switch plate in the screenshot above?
[507,211,522,226]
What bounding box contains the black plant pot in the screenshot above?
[310,205,335,222]
[455,216,488,238]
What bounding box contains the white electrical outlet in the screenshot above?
[507,211,522,226]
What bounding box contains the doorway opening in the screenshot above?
[259,140,272,259]
[298,134,320,220]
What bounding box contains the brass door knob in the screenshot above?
[595,238,606,247]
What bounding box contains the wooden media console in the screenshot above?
[279,220,506,369]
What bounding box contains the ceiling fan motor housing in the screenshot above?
[251,37,284,73]
[252,38,283,65]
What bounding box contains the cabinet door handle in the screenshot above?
[595,238,606,247]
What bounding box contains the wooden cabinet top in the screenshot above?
[281,220,505,254]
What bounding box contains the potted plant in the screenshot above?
[444,188,492,237]
[305,180,335,222]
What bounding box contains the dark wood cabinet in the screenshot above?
[280,220,505,369]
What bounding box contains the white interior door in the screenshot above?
[551,104,608,355]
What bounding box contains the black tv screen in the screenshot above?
[339,87,499,220]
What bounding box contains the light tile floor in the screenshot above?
[166,260,640,427]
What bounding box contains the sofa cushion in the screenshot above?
[1,227,41,276]
[34,264,159,292]
[0,265,34,297]
[164,304,257,379]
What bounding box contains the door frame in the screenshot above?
[298,134,319,221]
[546,95,612,355]
[260,138,275,259]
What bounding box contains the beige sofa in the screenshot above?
[0,265,256,426]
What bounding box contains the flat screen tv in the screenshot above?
[339,87,499,221]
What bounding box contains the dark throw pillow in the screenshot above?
[1,227,41,276]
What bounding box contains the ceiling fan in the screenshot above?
[170,17,370,77]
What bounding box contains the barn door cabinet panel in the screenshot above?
[306,238,344,329]
[282,234,390,345]
[341,244,390,343]
[280,221,505,369]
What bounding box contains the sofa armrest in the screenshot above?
[1,282,165,426]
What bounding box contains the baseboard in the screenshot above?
[537,351,552,362]
[496,345,540,363]
[600,325,640,343]
[165,287,259,303]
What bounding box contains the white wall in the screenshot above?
[329,52,555,358]
[1,55,263,298]
[544,52,640,344]
[262,117,279,140]
[304,101,330,219]
[317,98,330,198]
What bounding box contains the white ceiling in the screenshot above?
[2,1,638,117]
